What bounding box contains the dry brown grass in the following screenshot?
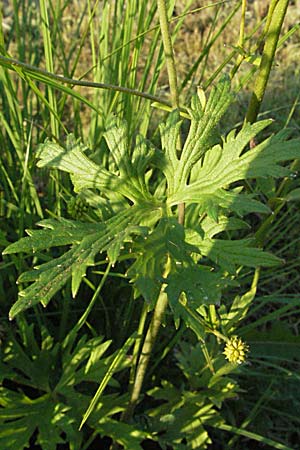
[2,0,299,133]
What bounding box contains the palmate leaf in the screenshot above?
[36,134,122,194]
[0,324,132,450]
[3,218,104,254]
[104,120,155,200]
[169,120,300,208]
[186,228,281,272]
[147,381,216,449]
[190,189,270,219]
[185,213,281,271]
[128,218,227,313]
[199,215,250,238]
[36,129,154,203]
[166,265,225,311]
[0,390,79,450]
[127,217,200,305]
[179,75,233,172]
[158,75,233,196]
[5,206,157,319]
[158,109,182,196]
[95,418,149,450]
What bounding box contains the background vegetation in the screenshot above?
[1,0,300,449]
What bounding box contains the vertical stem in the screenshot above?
[156,0,179,110]
[111,3,182,441]
[238,0,247,48]
[127,303,148,391]
[121,287,169,422]
[157,0,185,226]
[245,0,289,123]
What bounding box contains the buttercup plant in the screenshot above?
[3,75,300,447]
[1,0,299,448]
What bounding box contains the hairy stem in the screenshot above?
[0,55,171,108]
[156,0,180,109]
[245,0,289,123]
[127,303,148,392]
[115,0,183,433]
[157,0,185,227]
[121,286,169,423]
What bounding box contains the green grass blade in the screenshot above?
[218,423,293,449]
[79,333,136,430]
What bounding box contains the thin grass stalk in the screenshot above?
[230,0,247,79]
[198,5,222,86]
[39,0,62,216]
[39,0,59,138]
[63,263,112,350]
[101,2,228,65]
[0,55,172,110]
[181,0,242,92]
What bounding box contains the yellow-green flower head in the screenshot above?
[223,336,249,364]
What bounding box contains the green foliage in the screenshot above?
[0,322,133,449]
[145,342,239,449]
[3,75,300,447]
[1,1,300,448]
[5,77,300,323]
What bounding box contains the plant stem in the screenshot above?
[157,0,185,227]
[121,286,169,422]
[112,2,182,442]
[0,55,171,108]
[245,0,289,123]
[39,0,59,139]
[157,0,180,110]
[128,303,148,391]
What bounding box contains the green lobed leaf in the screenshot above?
[95,418,149,450]
[166,266,225,312]
[158,110,182,196]
[186,229,282,272]
[147,381,216,449]
[0,390,80,450]
[104,121,156,199]
[36,133,153,203]
[3,218,104,254]
[199,215,250,238]
[285,187,300,202]
[127,217,199,305]
[8,207,152,319]
[174,75,234,191]
[0,325,127,449]
[169,121,300,206]
[79,333,137,430]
